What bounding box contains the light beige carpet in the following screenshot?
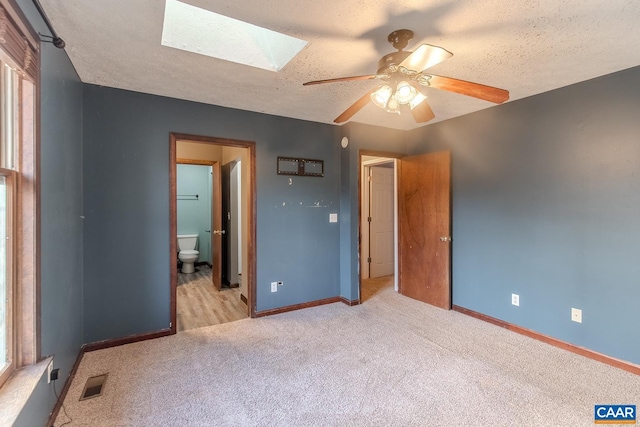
[54,279,640,426]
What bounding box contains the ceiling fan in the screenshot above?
[303,29,510,124]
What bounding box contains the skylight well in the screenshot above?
[161,0,307,72]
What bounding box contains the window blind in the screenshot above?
[0,2,39,80]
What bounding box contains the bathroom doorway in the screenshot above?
[170,133,256,333]
[176,160,218,280]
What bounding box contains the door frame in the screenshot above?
[361,159,397,281]
[358,150,404,301]
[169,133,257,333]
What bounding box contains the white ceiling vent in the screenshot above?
[161,0,307,72]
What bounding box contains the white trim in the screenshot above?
[393,159,398,292]
[362,157,394,167]
[360,164,370,279]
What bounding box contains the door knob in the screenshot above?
[439,236,452,242]
[212,230,226,235]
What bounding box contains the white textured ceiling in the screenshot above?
[40,0,640,130]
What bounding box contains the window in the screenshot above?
[0,0,39,388]
[0,59,18,384]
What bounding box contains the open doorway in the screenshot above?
[359,151,401,302]
[170,133,256,333]
[358,149,452,309]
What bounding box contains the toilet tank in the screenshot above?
[177,234,198,251]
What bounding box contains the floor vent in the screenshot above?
[80,374,108,401]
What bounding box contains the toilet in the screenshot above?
[177,234,199,274]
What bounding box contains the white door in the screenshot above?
[369,165,395,278]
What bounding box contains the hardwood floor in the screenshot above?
[177,265,248,332]
[361,275,394,302]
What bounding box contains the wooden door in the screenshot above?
[211,162,222,290]
[369,165,395,278]
[398,151,451,309]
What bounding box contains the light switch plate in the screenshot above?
[329,213,338,223]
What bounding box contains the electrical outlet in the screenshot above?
[511,294,520,306]
[271,282,278,293]
[571,308,582,323]
[47,359,53,384]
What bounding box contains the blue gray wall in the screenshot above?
[177,164,212,263]
[82,85,342,342]
[406,66,640,365]
[14,1,84,425]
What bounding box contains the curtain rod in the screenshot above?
[32,0,65,48]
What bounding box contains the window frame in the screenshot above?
[0,167,17,385]
[0,0,40,389]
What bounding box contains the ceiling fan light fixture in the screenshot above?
[394,81,417,104]
[409,92,428,110]
[371,85,393,108]
[385,97,400,115]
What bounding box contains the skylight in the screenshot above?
[161,0,307,72]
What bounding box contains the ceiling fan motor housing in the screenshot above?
[377,51,412,75]
[387,29,414,51]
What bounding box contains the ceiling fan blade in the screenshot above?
[399,44,453,73]
[425,74,510,104]
[303,75,378,86]
[408,82,435,123]
[410,98,435,123]
[334,88,377,123]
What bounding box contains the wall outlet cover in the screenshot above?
[571,308,582,323]
[271,282,278,292]
[329,213,338,223]
[511,294,520,306]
